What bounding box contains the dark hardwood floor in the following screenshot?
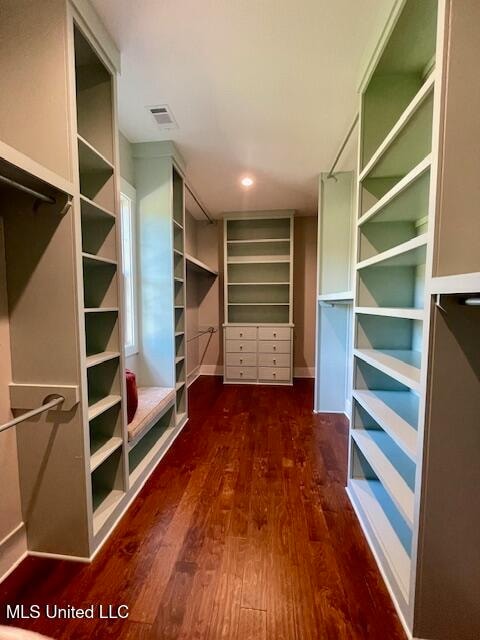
[0,377,406,639]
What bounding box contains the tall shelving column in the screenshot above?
[223,211,294,385]
[347,0,438,630]
[73,24,127,546]
[173,166,188,427]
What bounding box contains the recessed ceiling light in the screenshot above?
[241,176,254,188]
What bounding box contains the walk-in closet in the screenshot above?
[0,1,479,639]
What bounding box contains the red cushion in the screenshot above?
[125,369,138,424]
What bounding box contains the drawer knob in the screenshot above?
[273,345,277,351]
[273,332,277,337]
[240,358,243,363]
[240,332,243,337]
[240,345,243,350]
[273,372,276,377]
[240,371,243,376]
[273,359,276,364]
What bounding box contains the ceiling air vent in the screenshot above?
[148,104,178,130]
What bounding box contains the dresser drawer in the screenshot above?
[226,339,257,353]
[258,353,290,367]
[226,366,257,381]
[258,367,291,382]
[225,326,257,340]
[258,326,291,341]
[226,352,257,367]
[258,340,291,354]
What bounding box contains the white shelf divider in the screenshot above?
[354,348,421,391]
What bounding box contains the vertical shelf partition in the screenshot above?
[172,167,188,427]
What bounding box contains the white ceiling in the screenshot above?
[92,0,393,217]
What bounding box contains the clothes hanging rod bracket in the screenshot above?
[0,396,65,434]
[185,183,215,225]
[326,113,359,181]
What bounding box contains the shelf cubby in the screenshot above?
[226,217,290,241]
[129,406,175,486]
[89,402,123,472]
[174,251,184,279]
[175,332,185,359]
[174,279,184,307]
[175,357,186,384]
[351,423,416,527]
[174,307,185,333]
[357,263,425,312]
[228,283,289,304]
[74,26,114,165]
[81,196,116,261]
[91,447,124,536]
[82,257,117,309]
[227,240,290,259]
[227,262,290,284]
[85,309,119,357]
[87,357,120,409]
[228,303,289,325]
[360,0,437,169]
[173,223,184,252]
[352,389,418,462]
[349,445,412,599]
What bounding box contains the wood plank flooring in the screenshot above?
[0,377,406,639]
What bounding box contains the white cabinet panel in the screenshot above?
[225,340,257,353]
[226,366,257,381]
[258,367,291,381]
[225,326,257,340]
[226,353,257,366]
[258,353,290,367]
[258,341,291,354]
[258,327,291,341]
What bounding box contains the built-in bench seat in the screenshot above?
[127,386,175,445]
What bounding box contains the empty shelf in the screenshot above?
[84,307,119,314]
[360,74,435,181]
[227,256,290,264]
[175,356,185,364]
[227,238,290,244]
[82,252,117,267]
[90,436,123,472]
[354,349,421,391]
[174,277,184,283]
[88,394,122,421]
[318,291,354,302]
[173,219,183,230]
[78,134,114,173]
[355,307,424,321]
[429,272,480,295]
[185,253,218,276]
[175,331,184,337]
[357,235,427,270]
[353,390,418,461]
[348,478,411,599]
[229,281,290,286]
[92,488,124,537]
[358,156,431,227]
[176,381,186,391]
[351,429,415,527]
[80,194,115,220]
[86,351,120,368]
[176,412,188,427]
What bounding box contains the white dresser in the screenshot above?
[224,325,293,385]
[222,210,294,386]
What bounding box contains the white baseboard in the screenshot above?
[293,367,315,378]
[198,364,223,376]
[0,522,27,584]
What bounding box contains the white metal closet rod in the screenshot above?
[0,396,64,434]
[187,327,216,342]
[0,173,55,204]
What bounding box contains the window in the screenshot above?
[120,180,138,356]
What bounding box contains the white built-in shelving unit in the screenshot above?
[223,211,294,385]
[347,2,480,639]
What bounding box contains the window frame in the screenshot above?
[119,179,139,358]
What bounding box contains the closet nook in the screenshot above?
[223,211,294,385]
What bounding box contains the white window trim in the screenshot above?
[120,178,139,358]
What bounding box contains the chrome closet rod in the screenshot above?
[326,113,359,180]
[187,327,216,342]
[185,183,215,225]
[0,396,64,434]
[0,173,55,204]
